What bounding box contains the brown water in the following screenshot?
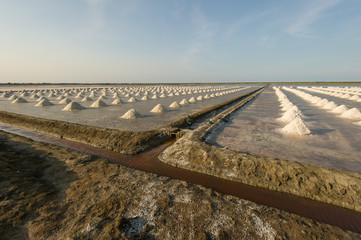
[1,124,361,233]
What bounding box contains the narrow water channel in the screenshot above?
[1,123,360,234]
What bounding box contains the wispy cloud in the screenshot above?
[82,0,107,36]
[286,0,342,38]
[181,2,218,66]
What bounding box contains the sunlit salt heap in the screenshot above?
[189,97,196,103]
[179,99,189,105]
[11,97,28,103]
[169,101,180,109]
[62,102,85,111]
[82,96,93,102]
[35,99,53,107]
[150,104,167,113]
[340,108,361,120]
[279,107,303,122]
[111,98,123,105]
[90,99,107,108]
[120,109,142,119]
[128,97,137,103]
[330,105,348,114]
[322,101,337,110]
[59,98,72,104]
[281,116,311,135]
[316,98,329,107]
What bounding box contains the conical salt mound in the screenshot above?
[322,101,337,110]
[281,102,294,111]
[159,93,166,98]
[35,99,53,107]
[128,97,137,103]
[111,98,123,105]
[141,95,149,101]
[278,108,302,122]
[82,96,93,102]
[189,97,196,103]
[316,99,329,107]
[281,116,311,135]
[150,104,167,113]
[37,96,48,102]
[168,93,174,97]
[62,102,85,111]
[90,99,107,108]
[11,97,28,103]
[8,95,18,101]
[349,95,360,101]
[151,94,158,100]
[197,95,203,101]
[180,99,189,105]
[59,98,72,104]
[340,108,361,120]
[169,101,180,109]
[31,94,40,99]
[330,105,348,114]
[204,94,210,99]
[120,109,142,119]
[354,121,361,126]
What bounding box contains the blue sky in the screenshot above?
[0,0,361,83]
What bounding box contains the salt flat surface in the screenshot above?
[0,84,258,131]
[206,86,361,174]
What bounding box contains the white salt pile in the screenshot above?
[98,95,107,100]
[350,95,360,101]
[127,97,137,103]
[330,105,348,114]
[204,94,210,99]
[169,101,180,109]
[340,108,361,120]
[120,109,142,119]
[82,96,93,102]
[8,95,18,101]
[35,99,53,107]
[37,96,48,102]
[189,97,196,103]
[11,97,28,103]
[322,101,337,110]
[159,93,166,98]
[197,95,203,101]
[141,95,149,101]
[180,99,189,105]
[90,99,107,108]
[150,104,167,113]
[111,98,123,105]
[316,99,329,107]
[279,108,303,122]
[62,102,85,111]
[281,116,311,135]
[281,102,294,111]
[59,98,72,104]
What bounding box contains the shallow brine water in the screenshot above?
[206,86,361,174]
[0,85,258,131]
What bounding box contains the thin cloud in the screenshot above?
[82,0,107,36]
[286,0,342,38]
[181,3,218,66]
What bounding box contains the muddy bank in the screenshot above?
[1,131,360,239]
[0,87,263,155]
[159,92,361,212]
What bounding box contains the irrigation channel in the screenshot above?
[1,95,361,234]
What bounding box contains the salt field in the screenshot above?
[0,85,258,131]
[206,85,361,174]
